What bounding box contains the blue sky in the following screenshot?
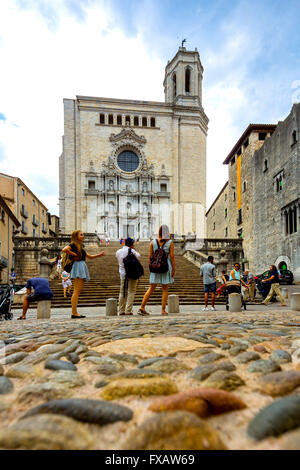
[0,0,299,216]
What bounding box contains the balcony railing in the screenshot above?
[21,225,28,235]
[0,255,8,268]
[32,218,39,227]
[42,227,48,234]
[85,189,100,196]
[20,207,28,218]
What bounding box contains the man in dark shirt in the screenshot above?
[18,277,53,320]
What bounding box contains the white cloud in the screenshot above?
[0,0,164,215]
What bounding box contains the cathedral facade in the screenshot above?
[59,47,208,239]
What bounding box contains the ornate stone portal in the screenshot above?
[85,129,170,239]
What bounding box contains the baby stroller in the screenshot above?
[0,284,14,320]
[224,280,247,311]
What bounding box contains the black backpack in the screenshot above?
[149,239,169,273]
[123,248,144,280]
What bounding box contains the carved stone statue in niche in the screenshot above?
[109,180,114,191]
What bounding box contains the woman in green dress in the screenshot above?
[138,225,175,316]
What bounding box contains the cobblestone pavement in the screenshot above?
[1,305,300,450]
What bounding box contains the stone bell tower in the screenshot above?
[163,46,203,107]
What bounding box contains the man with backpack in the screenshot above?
[116,237,143,315]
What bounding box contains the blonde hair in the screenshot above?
[71,230,83,256]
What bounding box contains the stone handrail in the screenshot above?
[183,238,243,252]
[13,233,100,249]
[183,249,208,268]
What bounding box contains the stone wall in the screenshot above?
[253,103,300,281]
[206,183,228,239]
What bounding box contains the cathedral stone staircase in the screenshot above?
[44,241,226,309]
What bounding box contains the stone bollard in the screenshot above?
[106,298,117,316]
[229,293,242,313]
[291,293,300,312]
[37,300,51,319]
[281,288,289,299]
[168,294,180,314]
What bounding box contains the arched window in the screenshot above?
[150,117,155,127]
[125,115,131,125]
[109,202,115,214]
[100,113,105,124]
[289,208,294,234]
[264,159,268,171]
[285,211,288,235]
[126,202,132,214]
[134,116,139,126]
[117,115,122,125]
[185,67,191,93]
[173,73,177,99]
[292,130,297,145]
[108,180,114,191]
[142,117,147,127]
[108,114,113,125]
[294,206,298,233]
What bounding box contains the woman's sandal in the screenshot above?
[137,309,150,316]
[161,312,168,316]
[71,315,86,319]
[17,316,26,320]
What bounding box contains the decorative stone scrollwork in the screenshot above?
[109,128,147,145]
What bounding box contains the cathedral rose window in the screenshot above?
[117,150,139,172]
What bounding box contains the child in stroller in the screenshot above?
[0,284,14,320]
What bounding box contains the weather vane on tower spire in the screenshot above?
[181,38,187,47]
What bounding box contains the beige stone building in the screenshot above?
[0,195,20,282]
[59,47,209,239]
[0,172,50,238]
[206,124,276,271]
[205,182,229,238]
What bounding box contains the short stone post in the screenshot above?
[281,288,289,300]
[106,298,117,316]
[291,293,300,312]
[229,293,242,312]
[168,294,180,314]
[37,300,51,319]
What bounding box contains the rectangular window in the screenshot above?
[225,227,228,237]
[32,228,36,237]
[88,180,95,189]
[237,148,242,156]
[22,188,25,196]
[100,113,105,124]
[244,138,249,148]
[160,183,167,192]
[225,208,227,218]
[237,209,242,225]
[259,132,267,141]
